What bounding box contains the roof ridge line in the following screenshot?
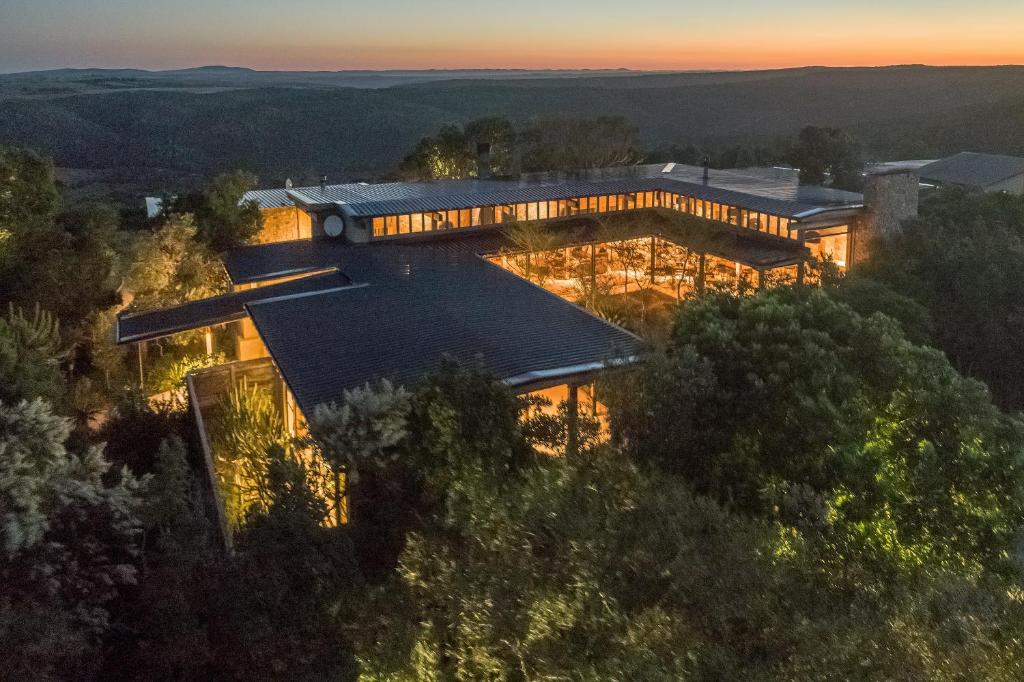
[244,282,370,308]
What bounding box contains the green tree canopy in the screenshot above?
[359,442,1024,681]
[397,116,645,180]
[397,124,477,180]
[0,146,61,236]
[608,287,1024,576]
[519,116,644,173]
[852,187,1024,410]
[124,213,228,313]
[169,170,263,251]
[0,398,144,681]
[0,304,65,407]
[790,125,863,190]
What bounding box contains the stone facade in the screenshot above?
[855,169,919,264]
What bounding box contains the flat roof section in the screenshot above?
[245,249,643,417]
[116,270,351,344]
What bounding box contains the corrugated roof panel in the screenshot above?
[241,163,864,219]
[919,152,1024,189]
[116,270,350,343]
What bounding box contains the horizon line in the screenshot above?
[4,62,1024,76]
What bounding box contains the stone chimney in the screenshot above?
[320,175,328,192]
[702,156,710,184]
[476,142,493,180]
[854,169,919,264]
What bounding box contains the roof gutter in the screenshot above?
[504,356,641,390]
[792,204,864,221]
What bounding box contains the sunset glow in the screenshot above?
[2,0,1023,72]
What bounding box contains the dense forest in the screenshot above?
[3,65,1024,199]
[4,133,1024,680]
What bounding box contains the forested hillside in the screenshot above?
[2,65,1024,196]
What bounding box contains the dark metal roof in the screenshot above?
[116,270,350,343]
[224,239,397,285]
[918,152,1024,189]
[245,249,643,416]
[243,163,863,222]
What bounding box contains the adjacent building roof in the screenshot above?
[242,163,863,222]
[116,270,350,343]
[918,152,1024,189]
[245,248,643,416]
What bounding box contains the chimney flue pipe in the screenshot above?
[476,142,493,180]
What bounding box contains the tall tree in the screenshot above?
[0,146,61,236]
[520,116,644,172]
[790,126,863,190]
[170,170,262,251]
[397,124,476,180]
[0,304,65,408]
[853,187,1024,410]
[0,399,144,681]
[123,213,228,313]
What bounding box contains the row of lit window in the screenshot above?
[369,190,794,239]
[663,193,793,239]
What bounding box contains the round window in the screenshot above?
[324,215,345,237]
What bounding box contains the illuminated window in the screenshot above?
[780,218,791,238]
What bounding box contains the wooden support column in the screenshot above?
[136,341,145,389]
[650,235,657,283]
[566,383,579,457]
[797,261,805,285]
[697,254,706,294]
[590,243,597,309]
[757,269,766,291]
[204,327,214,356]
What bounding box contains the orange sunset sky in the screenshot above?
[1,0,1022,72]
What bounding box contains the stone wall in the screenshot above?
[855,170,919,265]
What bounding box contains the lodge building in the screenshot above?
[116,158,918,531]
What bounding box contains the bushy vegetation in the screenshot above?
[397,116,643,180]
[4,142,1024,681]
[846,188,1024,411]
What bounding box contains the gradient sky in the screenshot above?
[1,0,1023,72]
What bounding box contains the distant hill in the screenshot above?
[1,65,1023,197]
[0,66,646,92]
